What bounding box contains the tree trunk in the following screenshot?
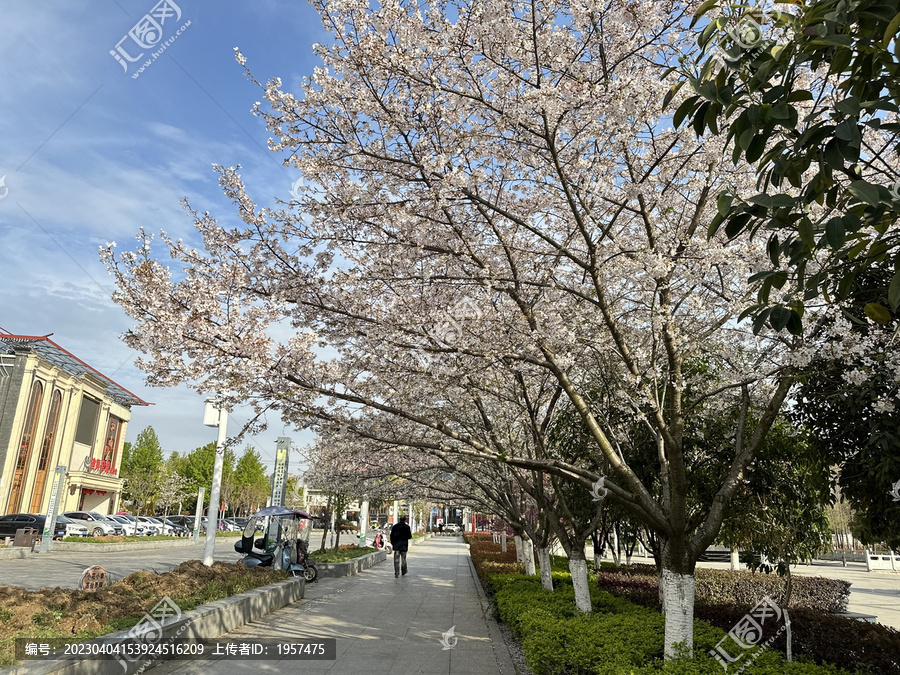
[784,566,793,662]
[523,538,536,576]
[730,549,740,570]
[514,535,524,563]
[501,530,507,552]
[661,568,695,659]
[537,546,554,590]
[568,551,592,613]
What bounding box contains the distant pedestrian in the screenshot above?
[438,522,444,535]
[390,516,413,577]
[373,532,385,549]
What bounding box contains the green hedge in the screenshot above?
[491,574,855,675]
[594,563,850,614]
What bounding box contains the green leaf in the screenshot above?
[691,0,719,28]
[786,310,803,335]
[673,96,699,129]
[798,217,815,248]
[847,180,881,207]
[889,270,900,311]
[662,81,685,110]
[788,90,813,103]
[882,10,900,48]
[769,194,795,208]
[707,211,725,239]
[717,192,734,217]
[808,35,853,48]
[825,217,846,249]
[747,134,767,163]
[752,307,772,334]
[769,306,792,331]
[725,212,753,239]
[823,139,844,170]
[864,302,892,324]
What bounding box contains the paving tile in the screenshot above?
[143,537,513,674]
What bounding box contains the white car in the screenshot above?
[109,515,148,536]
[136,516,162,535]
[56,515,89,537]
[444,523,461,533]
[143,516,177,536]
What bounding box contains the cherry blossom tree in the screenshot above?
[102,0,826,657]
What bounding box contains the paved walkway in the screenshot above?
[150,537,514,675]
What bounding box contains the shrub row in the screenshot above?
[489,574,853,674]
[470,543,859,674]
[592,563,900,674]
[594,563,850,614]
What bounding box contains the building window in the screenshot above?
[74,396,100,446]
[102,417,123,465]
[6,380,43,513]
[29,389,62,513]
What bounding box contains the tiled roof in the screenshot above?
[0,334,150,407]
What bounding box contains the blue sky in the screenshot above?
[0,0,328,472]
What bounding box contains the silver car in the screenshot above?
[62,511,125,537]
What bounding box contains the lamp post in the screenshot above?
[202,399,228,566]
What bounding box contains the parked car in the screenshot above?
[0,514,67,540]
[62,511,125,537]
[144,516,177,536]
[135,516,162,535]
[221,518,243,532]
[109,515,149,536]
[167,515,206,534]
[444,523,461,534]
[56,515,89,538]
[161,518,188,537]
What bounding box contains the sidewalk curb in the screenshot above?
[466,546,518,674]
[317,550,387,578]
[0,548,30,560]
[5,577,305,675]
[49,539,202,553]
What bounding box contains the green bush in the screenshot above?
[487,571,858,674]
[593,563,850,614]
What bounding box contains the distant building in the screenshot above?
[0,333,149,516]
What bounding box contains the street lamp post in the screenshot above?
[202,399,228,566]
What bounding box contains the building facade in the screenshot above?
[0,333,148,517]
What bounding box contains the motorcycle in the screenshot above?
[234,505,318,582]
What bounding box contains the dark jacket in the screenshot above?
[389,522,412,552]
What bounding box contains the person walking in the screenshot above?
[390,515,413,577]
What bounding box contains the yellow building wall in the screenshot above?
[0,353,132,517]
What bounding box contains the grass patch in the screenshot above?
[0,561,288,666]
[313,546,377,563]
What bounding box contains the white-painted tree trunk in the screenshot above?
[501,531,507,552]
[785,609,792,662]
[594,551,602,569]
[612,526,619,562]
[568,557,592,612]
[661,569,695,659]
[514,535,524,563]
[523,539,537,576]
[730,549,740,571]
[537,546,554,590]
[625,548,633,566]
